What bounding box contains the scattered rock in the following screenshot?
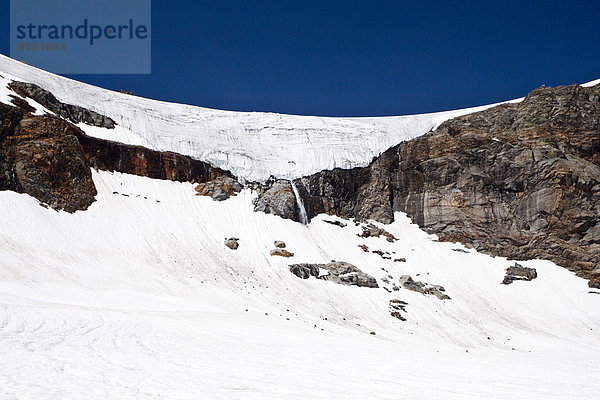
[270,249,294,257]
[358,244,369,252]
[323,219,347,228]
[453,248,470,253]
[389,299,408,321]
[398,275,450,300]
[501,263,537,284]
[394,258,406,262]
[357,223,397,242]
[274,241,286,248]
[195,176,242,201]
[289,261,378,288]
[224,238,239,250]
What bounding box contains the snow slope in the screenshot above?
[0,54,523,182]
[2,56,600,398]
[1,170,599,399]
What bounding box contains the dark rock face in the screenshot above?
[9,81,116,128]
[0,111,96,212]
[77,134,230,183]
[281,83,600,287]
[289,261,379,288]
[502,263,538,284]
[1,95,232,212]
[253,179,297,220]
[195,176,242,201]
[391,84,600,287]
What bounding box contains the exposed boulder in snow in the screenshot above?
[0,106,96,212]
[398,275,450,300]
[502,263,538,285]
[453,248,470,253]
[9,81,116,128]
[224,238,239,250]
[357,223,397,242]
[323,219,347,228]
[270,249,294,257]
[289,264,320,279]
[274,241,286,248]
[195,176,242,201]
[289,261,378,288]
[372,249,392,260]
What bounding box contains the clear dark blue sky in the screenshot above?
[1,0,599,116]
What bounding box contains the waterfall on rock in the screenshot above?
[290,180,309,225]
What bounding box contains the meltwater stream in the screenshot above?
[290,180,309,225]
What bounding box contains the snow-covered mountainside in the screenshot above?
[1,55,600,399]
[1,171,599,399]
[0,54,523,182]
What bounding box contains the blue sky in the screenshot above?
[1,0,599,116]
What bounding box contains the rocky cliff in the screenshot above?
[0,82,232,212]
[257,83,600,287]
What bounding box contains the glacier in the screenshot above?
[0,54,525,182]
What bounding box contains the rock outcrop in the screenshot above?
[267,83,600,287]
[78,134,230,183]
[0,107,96,212]
[357,222,397,242]
[9,81,116,128]
[289,261,379,288]
[253,179,297,220]
[1,88,232,212]
[398,275,450,300]
[195,176,242,201]
[502,263,537,284]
